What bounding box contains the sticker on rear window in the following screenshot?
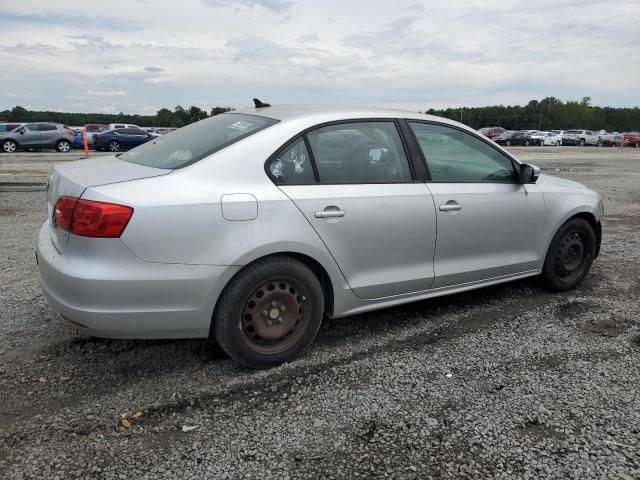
[228,121,254,131]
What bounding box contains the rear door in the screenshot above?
[269,120,438,299]
[38,123,60,147]
[407,121,546,288]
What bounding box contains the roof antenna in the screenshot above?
[253,98,271,108]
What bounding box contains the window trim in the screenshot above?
[405,119,523,184]
[264,118,419,186]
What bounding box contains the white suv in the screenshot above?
[565,130,601,146]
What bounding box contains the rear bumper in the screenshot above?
[36,222,239,339]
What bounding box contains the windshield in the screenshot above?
[120,113,278,169]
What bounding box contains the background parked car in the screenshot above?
[623,132,640,147]
[94,127,156,152]
[0,122,24,133]
[523,130,545,145]
[565,129,601,146]
[83,124,108,144]
[478,127,506,139]
[552,130,579,145]
[0,122,75,153]
[107,123,142,130]
[494,130,536,146]
[542,131,563,146]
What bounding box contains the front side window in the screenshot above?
[267,138,315,184]
[409,122,517,182]
[306,122,411,184]
[120,113,277,169]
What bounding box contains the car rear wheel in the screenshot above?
[213,256,324,368]
[56,140,71,153]
[579,139,585,146]
[596,140,602,147]
[108,141,121,152]
[555,140,561,146]
[2,140,18,153]
[541,218,596,292]
[505,140,511,146]
[524,140,530,146]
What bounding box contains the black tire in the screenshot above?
[556,141,561,146]
[108,141,120,152]
[578,139,585,146]
[541,218,596,292]
[506,140,511,146]
[2,140,18,153]
[596,140,602,147]
[56,140,71,153]
[213,256,324,368]
[524,140,530,146]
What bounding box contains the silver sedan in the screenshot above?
[37,105,603,368]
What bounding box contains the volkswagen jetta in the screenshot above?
[37,105,603,368]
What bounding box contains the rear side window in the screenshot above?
[268,138,315,184]
[39,124,58,131]
[409,122,516,183]
[120,114,277,169]
[306,122,412,184]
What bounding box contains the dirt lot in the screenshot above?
[1,146,639,479]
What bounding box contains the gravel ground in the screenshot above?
[0,147,639,479]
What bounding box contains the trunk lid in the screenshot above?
[46,155,170,252]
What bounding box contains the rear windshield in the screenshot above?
[120,113,278,169]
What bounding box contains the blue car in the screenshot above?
[94,127,155,152]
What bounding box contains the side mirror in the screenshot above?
[519,163,540,183]
[18,129,25,135]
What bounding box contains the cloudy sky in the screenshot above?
[1,0,639,114]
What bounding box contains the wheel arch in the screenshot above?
[209,250,342,339]
[545,210,601,261]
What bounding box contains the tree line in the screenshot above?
[2,97,639,132]
[0,105,234,127]
[426,97,640,132]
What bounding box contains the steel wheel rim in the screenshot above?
[554,231,586,282]
[109,142,120,152]
[239,277,310,355]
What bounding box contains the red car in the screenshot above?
[478,127,506,140]
[623,132,640,147]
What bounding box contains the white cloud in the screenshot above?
[0,0,638,113]
[87,90,127,97]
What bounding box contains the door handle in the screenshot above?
[439,204,462,212]
[315,209,345,218]
[315,210,345,218]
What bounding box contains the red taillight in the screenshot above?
[54,196,133,238]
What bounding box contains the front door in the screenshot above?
[17,124,41,147]
[407,121,546,288]
[268,121,437,299]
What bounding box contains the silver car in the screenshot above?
[1,122,76,153]
[37,105,603,368]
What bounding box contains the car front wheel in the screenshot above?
[524,140,530,146]
[213,256,324,368]
[542,218,596,292]
[2,140,18,153]
[108,141,121,152]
